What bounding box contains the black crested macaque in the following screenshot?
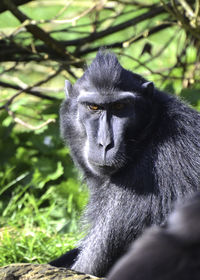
[107,193,200,280]
[49,50,200,277]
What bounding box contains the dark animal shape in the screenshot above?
[50,50,200,277]
[107,193,200,280]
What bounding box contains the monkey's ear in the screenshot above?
[141,81,154,98]
[64,80,72,98]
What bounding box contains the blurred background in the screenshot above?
[0,0,200,266]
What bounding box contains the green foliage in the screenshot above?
[0,102,88,230]
[0,226,82,265]
[0,100,88,265]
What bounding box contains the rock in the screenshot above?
[0,263,105,280]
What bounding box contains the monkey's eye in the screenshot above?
[88,104,101,111]
[112,103,125,110]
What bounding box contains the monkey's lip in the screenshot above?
[88,159,114,168]
[88,159,119,174]
[91,165,117,175]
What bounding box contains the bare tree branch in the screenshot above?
[0,81,59,101]
[6,105,56,130]
[0,0,34,14]
[76,22,172,56]
[0,4,170,63]
[2,0,73,60]
[0,67,62,110]
[63,5,168,47]
[0,0,199,101]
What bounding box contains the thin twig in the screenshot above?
[110,0,158,8]
[62,5,168,46]
[0,0,32,14]
[0,81,59,101]
[2,0,73,60]
[41,4,98,24]
[0,67,62,110]
[6,105,56,130]
[0,62,18,76]
[134,27,179,71]
[178,0,194,18]
[76,23,172,56]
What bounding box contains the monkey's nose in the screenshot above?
[98,140,112,163]
[98,138,113,149]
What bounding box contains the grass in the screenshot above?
[0,225,82,266]
[0,170,87,266]
[0,184,85,267]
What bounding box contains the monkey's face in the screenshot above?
[60,64,154,176]
[76,89,151,175]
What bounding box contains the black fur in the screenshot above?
[50,50,200,277]
[78,51,146,93]
[49,248,79,268]
[107,193,200,280]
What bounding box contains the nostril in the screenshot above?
[98,142,104,148]
[105,142,113,151]
[98,141,113,151]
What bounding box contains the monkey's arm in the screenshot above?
[49,248,79,268]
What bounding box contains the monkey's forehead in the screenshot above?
[77,89,137,103]
[75,66,146,94]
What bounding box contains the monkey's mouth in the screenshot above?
[90,164,117,175]
[88,158,125,175]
